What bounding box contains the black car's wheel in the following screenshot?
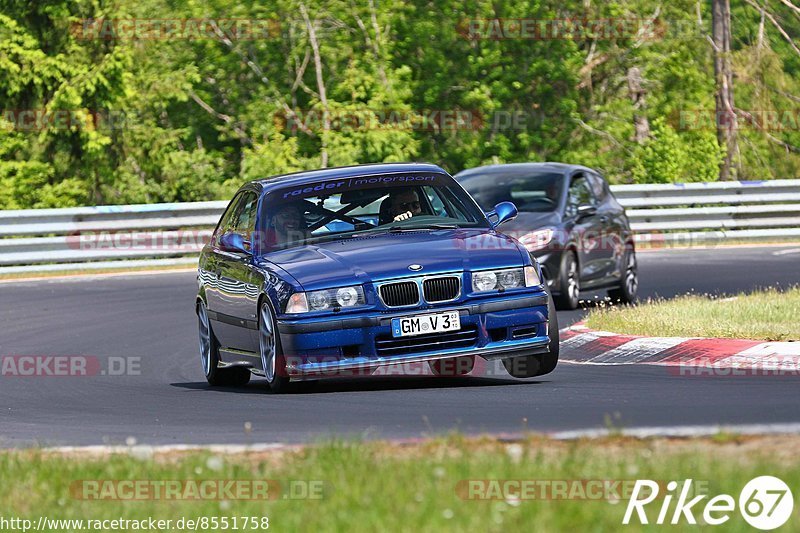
[259,300,290,393]
[608,246,638,305]
[554,250,580,310]
[503,291,559,378]
[198,300,251,387]
[429,355,475,376]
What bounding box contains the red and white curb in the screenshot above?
[560,324,800,374]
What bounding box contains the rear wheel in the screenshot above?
[198,300,251,387]
[259,300,290,393]
[554,250,580,310]
[607,246,638,305]
[503,292,559,378]
[429,355,475,376]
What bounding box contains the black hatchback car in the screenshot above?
[455,163,638,310]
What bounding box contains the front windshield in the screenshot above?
[459,171,564,213]
[259,173,489,251]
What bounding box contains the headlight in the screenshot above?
[285,286,366,314]
[336,287,359,307]
[472,271,497,292]
[519,228,554,252]
[309,291,331,310]
[472,267,540,293]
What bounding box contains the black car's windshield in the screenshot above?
[259,173,488,251]
[459,171,564,213]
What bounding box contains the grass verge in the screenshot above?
[586,286,800,341]
[0,263,195,282]
[1,435,799,531]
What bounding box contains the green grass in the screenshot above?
[1,435,799,531]
[586,286,800,341]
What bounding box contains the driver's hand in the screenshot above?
[393,211,413,222]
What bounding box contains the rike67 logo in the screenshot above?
[623,476,794,530]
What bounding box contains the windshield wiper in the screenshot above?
[387,223,460,231]
[348,223,460,239]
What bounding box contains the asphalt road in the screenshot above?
[1,245,799,447]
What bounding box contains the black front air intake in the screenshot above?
[379,281,419,307]
[422,276,460,303]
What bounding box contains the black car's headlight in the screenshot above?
[519,228,555,252]
[285,286,366,314]
[471,266,540,293]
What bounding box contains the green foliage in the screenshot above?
[1,0,799,208]
[629,118,723,184]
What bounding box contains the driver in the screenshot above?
[544,178,561,203]
[271,203,308,246]
[388,189,423,222]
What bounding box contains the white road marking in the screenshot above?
[772,247,800,256]
[42,443,291,456]
[0,268,195,285]
[35,423,800,454]
[551,423,800,440]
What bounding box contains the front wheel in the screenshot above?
[503,292,559,378]
[607,246,638,305]
[259,300,290,393]
[198,300,251,387]
[553,251,580,310]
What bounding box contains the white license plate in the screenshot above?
[391,311,461,338]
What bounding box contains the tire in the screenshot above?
[502,291,560,378]
[259,299,290,393]
[429,355,475,376]
[198,300,251,387]
[553,250,580,310]
[607,245,638,305]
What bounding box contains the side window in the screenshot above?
[233,192,259,236]
[232,191,259,251]
[436,185,479,222]
[213,193,244,245]
[565,176,596,217]
[425,186,448,217]
[588,173,607,201]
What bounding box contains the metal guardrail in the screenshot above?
[617,179,800,244]
[0,180,798,273]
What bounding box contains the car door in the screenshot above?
[587,172,623,281]
[565,174,608,284]
[204,191,244,345]
[214,190,262,352]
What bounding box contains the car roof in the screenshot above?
[249,163,450,193]
[454,162,596,178]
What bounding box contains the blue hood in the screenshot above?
[262,229,529,291]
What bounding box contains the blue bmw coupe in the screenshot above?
[196,163,558,392]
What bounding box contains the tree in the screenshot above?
[712,0,739,180]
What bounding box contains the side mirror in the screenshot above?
[219,232,251,255]
[487,201,518,228]
[576,204,597,220]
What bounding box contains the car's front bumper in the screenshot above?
[276,292,551,377]
[530,251,562,292]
